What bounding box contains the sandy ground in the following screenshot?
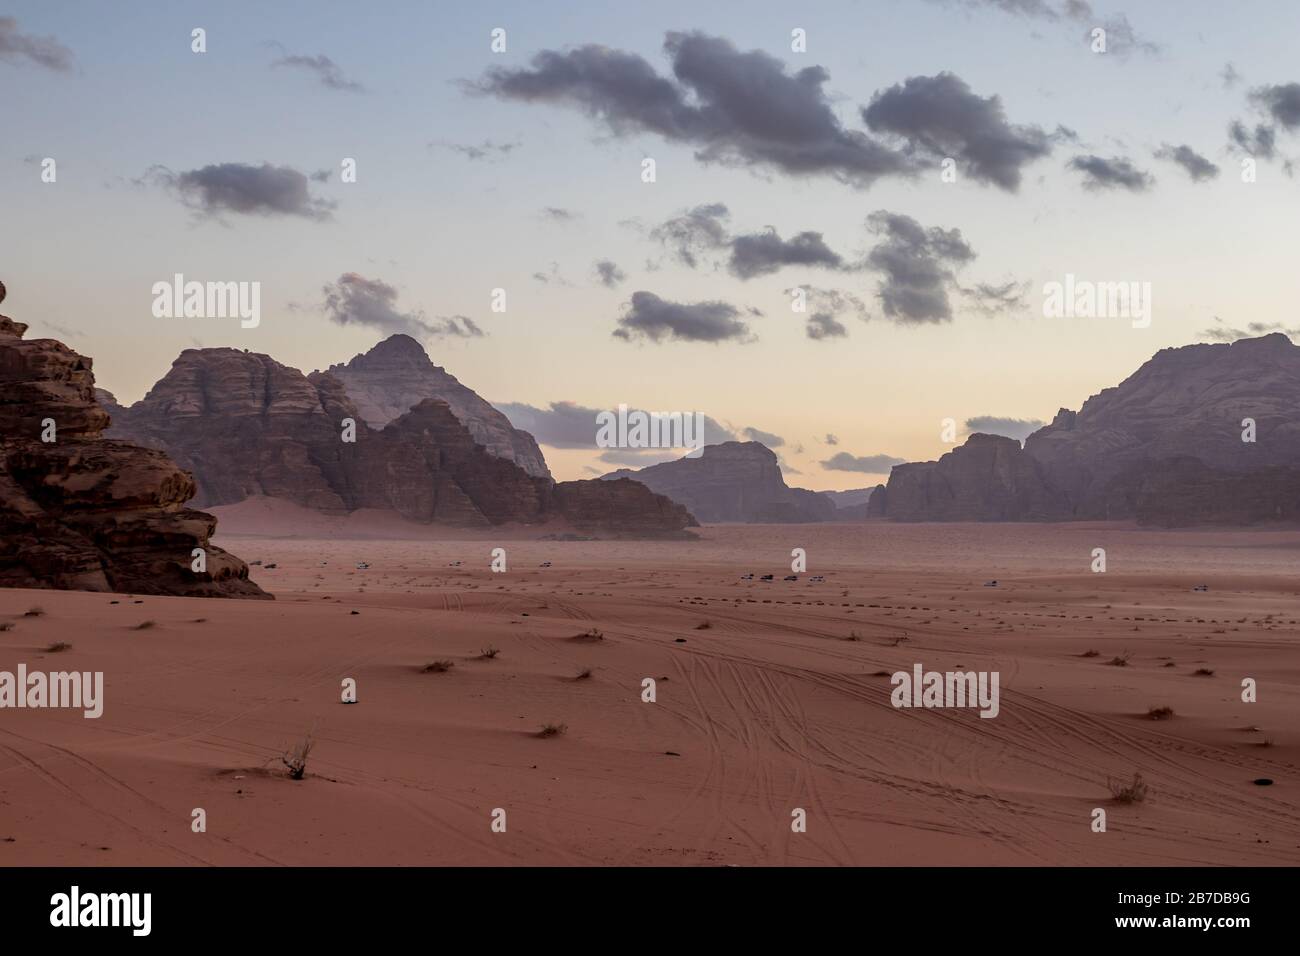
[2,512,1298,866]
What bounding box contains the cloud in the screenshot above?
[742,426,784,447]
[144,162,336,220]
[594,259,626,287]
[728,228,845,279]
[1221,62,1242,89]
[540,206,578,222]
[0,16,74,72]
[820,451,906,473]
[530,262,572,286]
[961,279,1031,316]
[613,291,755,344]
[318,273,485,340]
[1067,154,1154,191]
[931,2,1158,57]
[1199,317,1300,343]
[864,211,974,324]
[823,434,839,445]
[271,53,364,92]
[1153,143,1220,181]
[1227,120,1277,159]
[472,31,911,188]
[806,312,848,340]
[789,286,872,324]
[964,415,1045,441]
[1248,83,1300,131]
[499,400,736,449]
[432,139,520,161]
[649,203,731,268]
[861,72,1058,190]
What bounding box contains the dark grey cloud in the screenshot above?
[433,139,520,161]
[790,286,871,323]
[271,53,364,92]
[319,273,485,340]
[864,211,974,324]
[473,31,911,188]
[649,202,731,268]
[1221,62,1242,89]
[1153,143,1219,182]
[613,291,755,344]
[806,312,848,340]
[931,1,1158,56]
[861,72,1057,190]
[1227,120,1277,159]
[742,426,784,448]
[1248,83,1300,131]
[820,451,906,474]
[964,415,1045,441]
[728,228,844,279]
[498,400,736,449]
[823,434,840,446]
[594,259,626,288]
[1067,154,1154,191]
[1199,317,1300,343]
[145,162,336,220]
[0,16,74,72]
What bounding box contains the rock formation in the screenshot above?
[870,333,1300,525]
[602,442,836,523]
[322,334,550,478]
[0,287,267,597]
[106,347,695,537]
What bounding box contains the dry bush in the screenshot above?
[1106,653,1130,667]
[23,607,45,618]
[281,730,315,781]
[478,646,500,659]
[45,641,72,653]
[1109,772,1148,804]
[133,620,157,631]
[1146,705,1175,720]
[536,723,567,738]
[573,668,592,681]
[1193,667,1215,676]
[421,660,454,673]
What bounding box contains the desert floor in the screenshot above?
[2,509,1298,865]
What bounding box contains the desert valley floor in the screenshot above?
[2,508,1298,866]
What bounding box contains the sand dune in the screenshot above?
[1,520,1297,866]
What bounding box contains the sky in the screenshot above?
[5,0,1300,489]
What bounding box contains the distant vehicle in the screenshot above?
[1193,584,1209,591]
[809,575,825,582]
[740,573,754,580]
[760,574,774,581]
[356,562,369,570]
[784,574,798,581]
[983,580,998,587]
[539,561,552,567]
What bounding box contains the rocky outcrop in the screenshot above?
[867,433,1067,522]
[107,347,695,537]
[322,334,550,478]
[870,333,1300,525]
[602,442,836,523]
[0,286,267,597]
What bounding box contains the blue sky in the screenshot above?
[5,0,1300,487]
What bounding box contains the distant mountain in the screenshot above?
[868,333,1300,525]
[323,334,550,479]
[602,442,836,523]
[820,487,875,521]
[104,347,695,537]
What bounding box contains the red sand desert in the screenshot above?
[1,506,1297,866]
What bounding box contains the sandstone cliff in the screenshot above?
[602,442,836,523]
[323,334,550,478]
[0,285,267,597]
[106,347,694,537]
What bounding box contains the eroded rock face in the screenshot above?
[0,304,267,597]
[870,334,1300,525]
[602,442,836,523]
[323,334,550,479]
[107,347,695,537]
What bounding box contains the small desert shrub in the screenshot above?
[537,723,567,738]
[133,620,157,631]
[845,630,862,642]
[281,730,315,781]
[1146,705,1175,720]
[570,628,604,642]
[1106,653,1130,667]
[479,646,500,659]
[0,622,14,632]
[1109,772,1148,804]
[45,641,72,653]
[695,621,711,630]
[1193,667,1215,676]
[1079,649,1100,658]
[23,607,45,618]
[421,660,454,673]
[573,668,592,681]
